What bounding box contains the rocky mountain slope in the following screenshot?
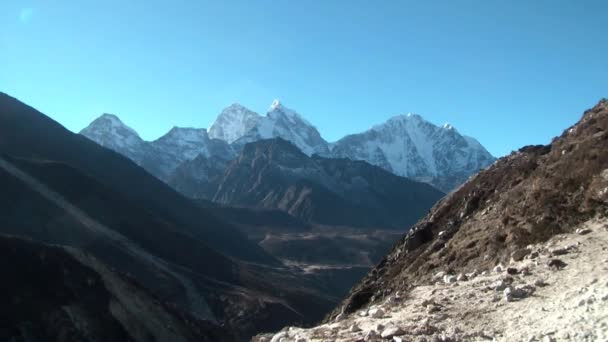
[211,138,444,229]
[0,235,228,342]
[256,219,608,341]
[330,113,496,192]
[256,100,608,340]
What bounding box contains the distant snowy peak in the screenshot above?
[208,104,261,143]
[331,113,495,192]
[234,100,329,156]
[80,113,143,158]
[152,127,211,160]
[81,114,235,181]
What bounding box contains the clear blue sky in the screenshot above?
[1,1,606,156]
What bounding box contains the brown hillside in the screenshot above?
[327,99,608,319]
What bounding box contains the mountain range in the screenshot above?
[0,92,344,340]
[81,100,495,193]
[2,90,606,341]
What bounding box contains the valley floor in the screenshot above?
[255,219,608,342]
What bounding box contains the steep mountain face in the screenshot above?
[212,138,444,229]
[144,127,235,180]
[233,100,330,156]
[0,235,228,342]
[208,103,262,143]
[326,99,608,320]
[81,117,236,180]
[80,113,145,162]
[330,113,495,192]
[168,154,232,199]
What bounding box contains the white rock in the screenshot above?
[434,271,446,279]
[465,270,479,279]
[457,273,468,282]
[494,280,508,292]
[494,264,504,273]
[270,332,288,342]
[349,324,362,333]
[443,274,457,284]
[575,228,592,235]
[369,308,385,318]
[381,326,405,338]
[335,312,347,322]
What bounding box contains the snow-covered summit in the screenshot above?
[331,114,495,192]
[80,113,144,161]
[233,101,329,156]
[152,127,211,160]
[269,99,282,111]
[81,114,234,181]
[208,104,261,143]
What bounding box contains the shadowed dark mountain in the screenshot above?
[0,235,229,342]
[211,138,444,229]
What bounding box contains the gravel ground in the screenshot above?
[255,218,608,342]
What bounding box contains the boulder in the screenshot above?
[381,326,405,339]
[369,308,385,318]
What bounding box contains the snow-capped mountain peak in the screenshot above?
[269,99,282,111]
[153,127,210,160]
[208,104,261,143]
[80,113,143,159]
[232,101,329,156]
[266,100,313,126]
[331,113,495,192]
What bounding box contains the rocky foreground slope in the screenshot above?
[255,100,608,341]
[256,219,608,341]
